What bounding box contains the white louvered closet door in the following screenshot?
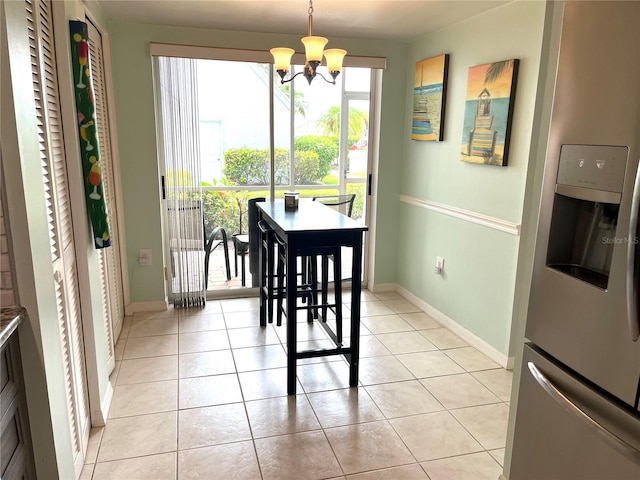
[86,18,125,366]
[27,0,90,475]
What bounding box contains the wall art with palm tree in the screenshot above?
[412,54,449,141]
[460,59,519,166]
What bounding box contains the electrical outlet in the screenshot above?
[434,256,444,275]
[139,248,152,266]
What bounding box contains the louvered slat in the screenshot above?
[87,19,125,341]
[27,0,89,472]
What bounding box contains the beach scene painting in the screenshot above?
[460,59,519,166]
[412,54,449,141]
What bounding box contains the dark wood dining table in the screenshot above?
[256,200,368,395]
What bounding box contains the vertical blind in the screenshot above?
[155,56,205,307]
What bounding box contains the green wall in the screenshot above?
[397,0,547,356]
[107,22,407,304]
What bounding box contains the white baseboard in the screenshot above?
[91,381,113,427]
[129,300,169,314]
[385,283,513,369]
[368,282,397,293]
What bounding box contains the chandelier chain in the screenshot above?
[308,0,314,16]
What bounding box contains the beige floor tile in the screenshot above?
[117,356,178,385]
[419,328,467,349]
[358,356,415,385]
[93,452,176,480]
[119,316,132,339]
[346,464,429,479]
[255,430,343,480]
[360,301,396,316]
[307,387,385,428]
[399,312,441,331]
[114,336,126,360]
[420,452,502,480]
[85,427,103,464]
[382,299,421,314]
[237,367,302,400]
[361,315,414,334]
[365,380,443,418]
[227,325,280,348]
[129,316,178,338]
[489,448,505,466]
[178,441,261,480]
[343,289,380,303]
[221,297,260,313]
[179,374,243,409]
[182,300,222,315]
[325,420,415,475]
[390,411,483,461]
[376,331,438,355]
[109,380,177,418]
[274,321,331,343]
[178,403,251,450]
[372,291,403,301]
[224,309,262,328]
[132,309,179,321]
[358,335,392,357]
[178,350,236,378]
[123,334,178,359]
[178,313,225,332]
[97,411,177,462]
[471,368,513,401]
[79,464,94,480]
[420,373,500,410]
[178,330,230,353]
[109,360,121,388]
[444,346,501,371]
[245,394,321,438]
[396,351,465,379]
[233,344,287,372]
[297,360,353,392]
[449,403,510,450]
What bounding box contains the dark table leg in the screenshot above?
[349,234,363,387]
[258,215,267,327]
[286,240,298,395]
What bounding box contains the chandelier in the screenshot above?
[270,0,347,85]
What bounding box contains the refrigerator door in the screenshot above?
[526,0,640,406]
[510,344,640,480]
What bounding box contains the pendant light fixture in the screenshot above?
[270,0,347,85]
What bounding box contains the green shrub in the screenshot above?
[223,147,321,186]
[294,136,338,178]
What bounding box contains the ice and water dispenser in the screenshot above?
[546,145,629,289]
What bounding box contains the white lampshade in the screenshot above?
[324,48,347,73]
[270,47,295,71]
[301,36,328,62]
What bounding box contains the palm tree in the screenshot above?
[317,106,368,136]
[484,60,514,85]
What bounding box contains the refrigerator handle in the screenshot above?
[528,362,640,466]
[626,164,640,341]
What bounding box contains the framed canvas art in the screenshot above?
[460,59,519,166]
[412,54,449,141]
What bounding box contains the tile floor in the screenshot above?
[81,290,512,480]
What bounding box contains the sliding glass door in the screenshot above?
[155,55,376,296]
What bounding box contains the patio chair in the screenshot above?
[167,200,231,292]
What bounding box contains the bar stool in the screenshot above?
[275,235,345,343]
[258,220,278,325]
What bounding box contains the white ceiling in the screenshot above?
[97,0,511,42]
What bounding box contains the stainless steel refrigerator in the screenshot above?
[510,2,640,478]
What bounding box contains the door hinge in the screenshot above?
[161,175,166,200]
[367,173,372,196]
